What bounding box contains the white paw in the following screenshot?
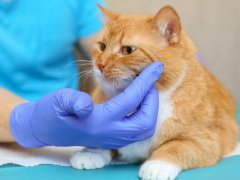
[139,160,181,180]
[70,149,111,170]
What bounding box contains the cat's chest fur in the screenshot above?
[116,65,187,162]
[117,91,173,162]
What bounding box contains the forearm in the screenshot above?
[0,88,26,142]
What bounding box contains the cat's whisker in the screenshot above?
[66,69,94,84]
[82,74,93,83]
[80,72,94,84]
[65,59,93,67]
[62,60,94,78]
[79,63,94,67]
[79,70,94,79]
[75,59,93,62]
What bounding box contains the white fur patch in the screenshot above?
[118,94,173,162]
[70,149,111,170]
[118,64,187,162]
[139,160,181,180]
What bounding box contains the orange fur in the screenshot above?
[91,5,237,174]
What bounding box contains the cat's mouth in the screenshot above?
[99,76,133,97]
[94,69,139,96]
[93,63,148,96]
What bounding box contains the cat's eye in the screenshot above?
[98,42,106,51]
[121,46,137,55]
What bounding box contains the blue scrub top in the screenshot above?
[0,0,103,101]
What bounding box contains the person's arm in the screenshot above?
[0,88,26,142]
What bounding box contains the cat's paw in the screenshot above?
[70,149,111,170]
[139,160,181,180]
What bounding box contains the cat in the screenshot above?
[70,5,238,180]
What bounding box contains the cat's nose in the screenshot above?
[97,63,105,73]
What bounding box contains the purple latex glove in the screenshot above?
[10,62,163,149]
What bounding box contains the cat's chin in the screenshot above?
[95,75,132,98]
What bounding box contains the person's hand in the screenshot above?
[10,62,163,149]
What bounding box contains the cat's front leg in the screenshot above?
[139,137,221,180]
[70,148,112,170]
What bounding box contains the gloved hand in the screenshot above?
[10,62,163,149]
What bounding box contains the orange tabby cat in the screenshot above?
[71,5,238,180]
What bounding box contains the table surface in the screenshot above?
[0,106,239,180]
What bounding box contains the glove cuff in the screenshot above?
[10,102,46,148]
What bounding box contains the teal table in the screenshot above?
[0,106,239,180]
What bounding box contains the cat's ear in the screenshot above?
[97,4,119,21]
[153,6,181,44]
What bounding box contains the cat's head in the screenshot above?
[92,5,193,97]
